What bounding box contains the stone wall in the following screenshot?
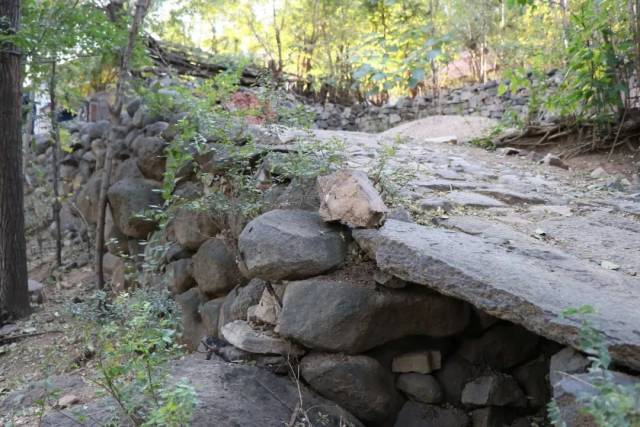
[312,72,560,132]
[34,90,634,426]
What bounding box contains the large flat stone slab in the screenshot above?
[42,355,362,427]
[374,220,640,370]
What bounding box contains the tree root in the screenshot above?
[493,116,640,159]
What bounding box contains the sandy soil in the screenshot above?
[382,115,499,143]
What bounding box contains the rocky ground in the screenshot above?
[2,112,639,426]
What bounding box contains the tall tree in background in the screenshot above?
[0,0,30,321]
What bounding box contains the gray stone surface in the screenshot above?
[42,398,126,427]
[221,320,304,356]
[107,178,162,238]
[527,210,640,275]
[43,355,362,427]
[76,171,103,225]
[512,356,550,408]
[251,284,285,325]
[434,355,479,404]
[1,375,91,415]
[317,169,388,228]
[135,136,167,181]
[176,287,206,351]
[549,346,590,386]
[471,407,519,427]
[300,353,401,423]
[192,238,243,299]
[392,351,442,374]
[167,258,196,295]
[374,219,640,371]
[238,209,347,281]
[396,373,443,404]
[393,402,470,427]
[461,373,527,407]
[446,191,507,208]
[173,206,220,251]
[277,276,469,353]
[457,323,539,369]
[218,279,266,335]
[199,297,225,337]
[475,188,546,205]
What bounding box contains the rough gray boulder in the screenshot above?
[456,322,539,369]
[114,158,144,183]
[221,320,304,356]
[393,402,469,427]
[176,288,206,351]
[471,407,519,427]
[199,297,224,337]
[374,219,640,371]
[144,121,169,137]
[392,351,442,374]
[238,209,347,281]
[167,258,196,295]
[172,206,220,251]
[272,178,321,211]
[513,356,550,408]
[549,346,589,386]
[126,98,141,118]
[76,171,103,225]
[218,278,265,335]
[192,238,243,299]
[300,353,401,424]
[460,373,527,407]
[317,169,388,228]
[434,355,479,404]
[135,136,167,181]
[277,276,469,353]
[84,120,110,140]
[175,355,363,426]
[396,373,443,404]
[107,178,162,238]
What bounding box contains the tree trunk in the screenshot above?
[49,61,62,267]
[95,0,151,289]
[0,0,30,321]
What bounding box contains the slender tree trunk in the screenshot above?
[629,0,640,89]
[0,0,30,321]
[95,0,151,289]
[272,0,284,82]
[49,60,62,267]
[561,0,569,51]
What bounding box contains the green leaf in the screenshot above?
[408,69,425,88]
[372,72,387,82]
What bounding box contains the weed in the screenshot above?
[71,289,197,426]
[368,135,418,207]
[549,306,640,427]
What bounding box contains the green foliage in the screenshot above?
[469,125,502,150]
[547,0,629,133]
[368,136,418,206]
[134,64,347,252]
[15,0,125,111]
[274,135,346,181]
[498,68,548,126]
[548,306,640,427]
[71,289,197,426]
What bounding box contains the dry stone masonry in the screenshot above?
[311,72,562,132]
[32,87,640,427]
